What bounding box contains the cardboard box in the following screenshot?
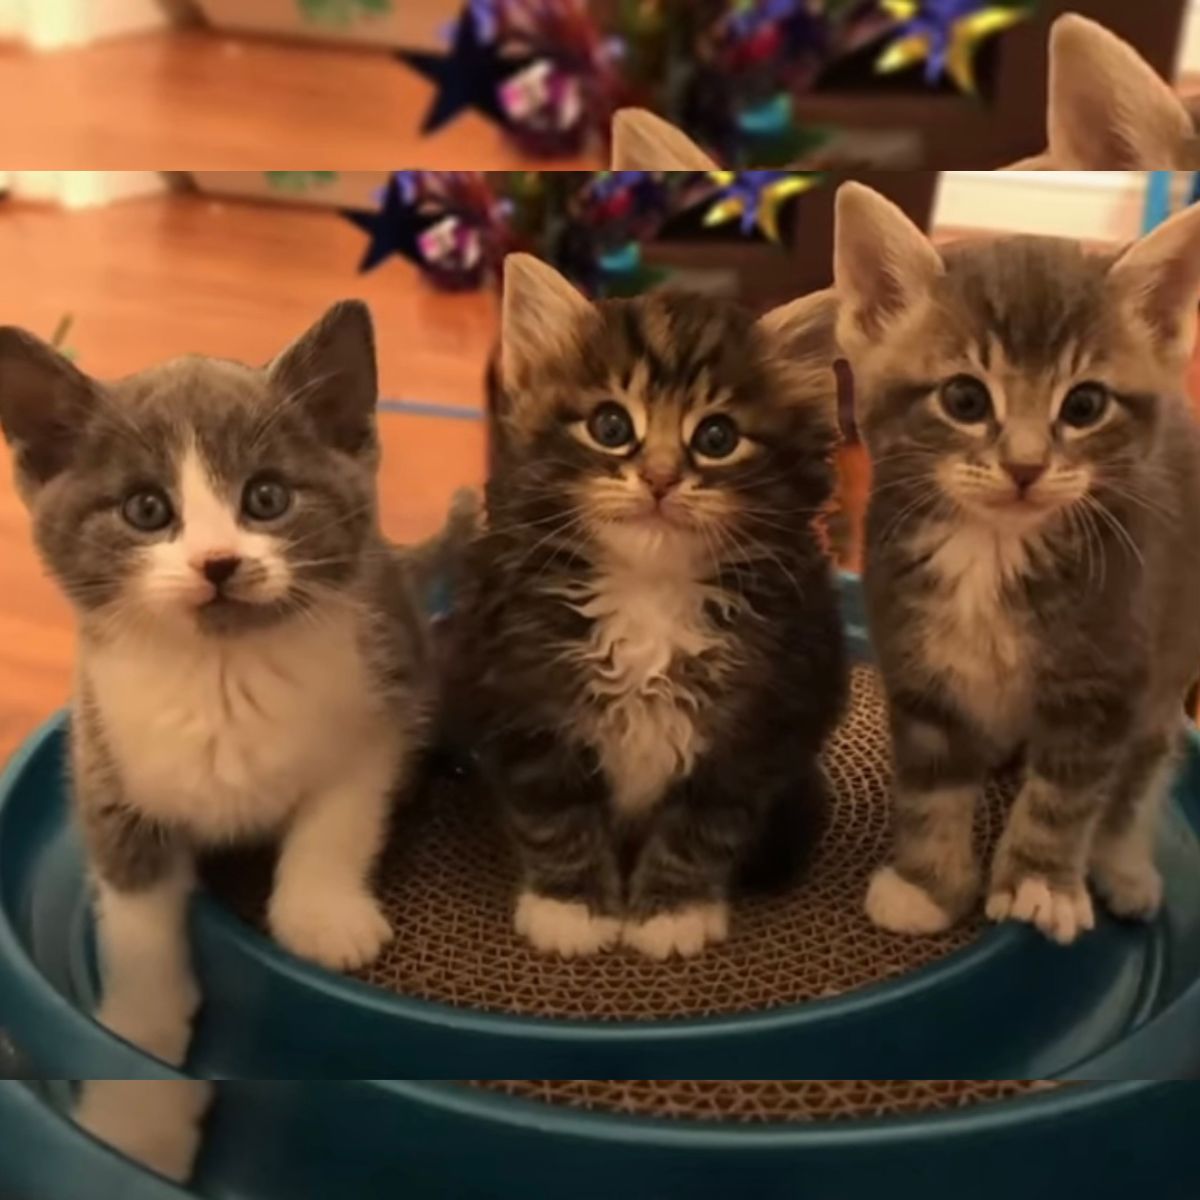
[189,171,389,208]
[192,0,457,50]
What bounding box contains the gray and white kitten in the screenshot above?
[833,183,1200,946]
[0,303,431,1173]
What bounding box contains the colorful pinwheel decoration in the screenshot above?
[344,172,513,290]
[874,0,1031,94]
[561,171,678,297]
[683,0,843,168]
[700,170,822,244]
[401,0,624,158]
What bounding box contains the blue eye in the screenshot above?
[940,376,992,424]
[122,488,173,532]
[242,476,292,521]
[587,402,635,450]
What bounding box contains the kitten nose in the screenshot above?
[201,556,241,586]
[640,468,680,500]
[1002,461,1047,492]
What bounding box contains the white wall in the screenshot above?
[6,0,178,49]
[0,0,20,38]
[934,171,1149,243]
[1179,0,1200,76]
[7,172,167,206]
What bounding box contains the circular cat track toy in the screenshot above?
[1,563,1198,1196]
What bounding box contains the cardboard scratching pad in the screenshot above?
[203,667,1015,1020]
[468,1079,1063,1121]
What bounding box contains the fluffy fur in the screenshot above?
[0,303,435,1178]
[835,183,1200,945]
[455,254,847,961]
[613,15,1200,171]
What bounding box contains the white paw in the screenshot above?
[1092,862,1163,921]
[513,892,620,958]
[622,902,729,961]
[96,993,196,1069]
[76,1080,212,1183]
[986,875,1095,945]
[864,867,954,935]
[268,885,393,971]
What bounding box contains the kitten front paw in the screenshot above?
[268,885,393,971]
[986,875,1095,945]
[76,1080,211,1183]
[622,902,729,961]
[514,892,620,958]
[864,867,955,935]
[1091,860,1163,921]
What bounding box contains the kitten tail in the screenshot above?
[737,762,831,896]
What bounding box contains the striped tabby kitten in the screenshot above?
[834,183,1200,945]
[460,254,846,961]
[612,16,1200,171]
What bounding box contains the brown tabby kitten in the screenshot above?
[613,15,1200,170]
[834,182,1200,945]
[456,254,846,961]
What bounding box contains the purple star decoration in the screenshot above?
[893,0,993,85]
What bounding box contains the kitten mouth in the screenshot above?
[619,502,692,530]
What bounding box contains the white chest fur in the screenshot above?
[562,562,730,817]
[915,520,1039,747]
[83,610,393,843]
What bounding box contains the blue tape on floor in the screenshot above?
[378,397,483,421]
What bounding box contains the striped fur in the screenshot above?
[455,263,847,959]
[836,185,1200,945]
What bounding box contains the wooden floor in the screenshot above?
[0,31,601,169]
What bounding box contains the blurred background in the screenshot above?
[0,0,1194,168]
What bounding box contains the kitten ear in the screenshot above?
[758,288,839,364]
[1045,14,1193,168]
[610,108,719,171]
[1107,200,1200,357]
[269,300,377,455]
[833,182,942,351]
[0,326,98,490]
[500,253,591,386]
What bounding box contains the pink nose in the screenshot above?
[1002,462,1046,492]
[640,470,680,500]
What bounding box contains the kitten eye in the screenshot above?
[691,414,740,460]
[586,401,635,450]
[121,487,173,533]
[1059,382,1109,429]
[242,476,292,521]
[940,375,992,424]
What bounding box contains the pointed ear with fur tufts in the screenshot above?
[1107,199,1200,362]
[0,326,99,493]
[499,253,592,388]
[832,183,943,355]
[1043,13,1193,169]
[757,288,839,365]
[610,108,720,171]
[269,300,378,456]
